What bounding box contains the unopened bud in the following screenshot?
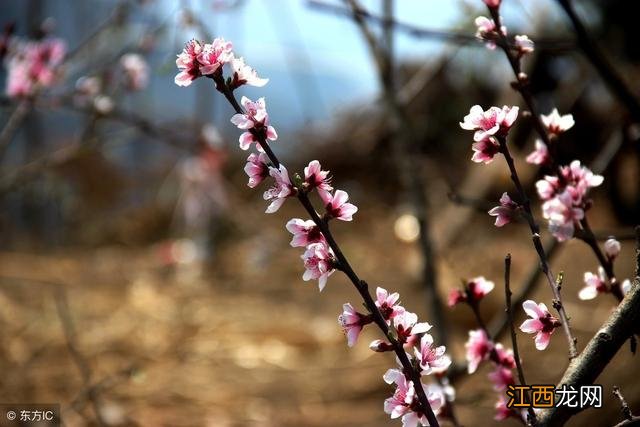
[369,339,394,352]
[604,238,621,260]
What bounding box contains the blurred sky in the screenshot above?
[1,0,571,136]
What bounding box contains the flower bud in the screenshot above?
[604,238,621,260]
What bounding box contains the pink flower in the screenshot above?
[6,61,34,97]
[541,190,584,241]
[244,152,270,188]
[393,311,432,346]
[519,300,560,350]
[541,108,574,135]
[526,139,549,165]
[471,138,500,164]
[230,96,278,150]
[488,366,514,391]
[448,276,495,307]
[579,267,608,300]
[6,37,66,97]
[536,175,560,201]
[263,165,295,213]
[604,238,621,261]
[488,192,518,227]
[465,329,492,373]
[320,189,358,221]
[460,105,518,142]
[484,0,501,7]
[229,56,268,88]
[197,37,233,75]
[285,218,324,247]
[474,16,506,49]
[338,303,372,347]
[560,160,604,194]
[447,289,466,307]
[375,287,405,321]
[514,35,534,55]
[494,343,516,369]
[383,371,445,426]
[468,276,495,300]
[414,333,451,374]
[460,106,518,161]
[304,160,332,193]
[174,39,204,87]
[120,53,149,91]
[301,241,336,291]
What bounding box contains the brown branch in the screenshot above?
[535,227,640,426]
[53,288,107,426]
[613,386,634,424]
[212,74,441,427]
[0,99,31,159]
[504,254,537,425]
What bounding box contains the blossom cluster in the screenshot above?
[460,98,604,242]
[459,105,518,163]
[536,159,603,241]
[345,288,452,426]
[174,38,266,88]
[450,277,524,421]
[4,37,66,98]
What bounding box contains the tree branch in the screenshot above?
[504,254,537,425]
[556,0,640,122]
[211,74,441,427]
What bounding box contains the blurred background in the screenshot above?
[0,0,639,425]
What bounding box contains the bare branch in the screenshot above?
[504,254,537,425]
[556,0,640,122]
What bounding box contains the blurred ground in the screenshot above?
[0,190,637,427]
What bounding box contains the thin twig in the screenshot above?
[211,74,441,427]
[613,386,634,423]
[497,135,578,358]
[53,288,107,426]
[345,0,448,349]
[0,99,31,159]
[307,0,576,52]
[504,254,537,425]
